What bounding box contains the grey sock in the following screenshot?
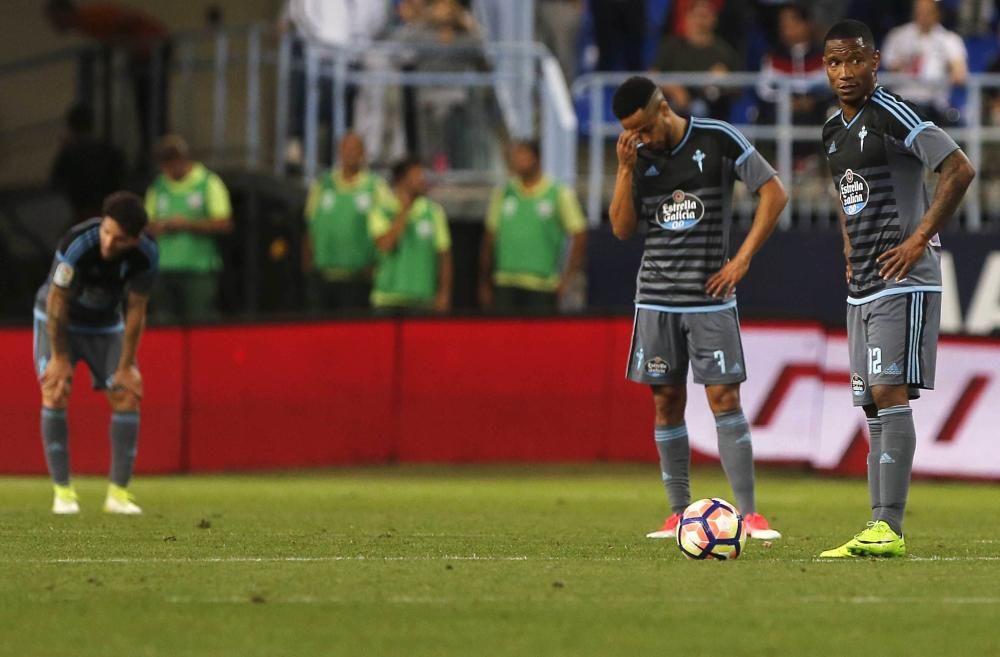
[715,410,756,515]
[876,405,915,535]
[654,424,691,514]
[109,412,140,487]
[41,408,70,486]
[866,417,882,520]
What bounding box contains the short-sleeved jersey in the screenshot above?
[34,218,159,331]
[631,117,777,308]
[822,86,961,304]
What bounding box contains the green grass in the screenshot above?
[1,466,997,657]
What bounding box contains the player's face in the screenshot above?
[161,158,191,181]
[99,217,139,260]
[823,38,879,107]
[405,166,428,197]
[620,99,670,151]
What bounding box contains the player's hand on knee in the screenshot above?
[111,365,143,400]
[41,356,73,405]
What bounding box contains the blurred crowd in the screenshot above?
[35,0,1000,321]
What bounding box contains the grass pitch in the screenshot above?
[0,466,997,657]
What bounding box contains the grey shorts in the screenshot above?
[847,291,940,407]
[33,315,123,390]
[626,306,747,386]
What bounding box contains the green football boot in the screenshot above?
[819,521,907,558]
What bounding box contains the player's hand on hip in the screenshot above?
[111,365,143,400]
[616,130,640,169]
[877,234,925,282]
[705,257,749,299]
[41,356,73,404]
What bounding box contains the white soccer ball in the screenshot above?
[676,497,747,560]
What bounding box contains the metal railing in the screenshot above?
[572,72,1000,231]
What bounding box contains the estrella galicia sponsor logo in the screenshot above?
[656,190,705,231]
[839,169,869,216]
[645,357,669,378]
[851,372,866,396]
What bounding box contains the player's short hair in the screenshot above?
[391,156,422,185]
[154,134,190,163]
[824,19,875,49]
[612,76,659,120]
[103,191,148,237]
[511,139,540,159]
[66,104,93,134]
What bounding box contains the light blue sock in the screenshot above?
[654,424,690,514]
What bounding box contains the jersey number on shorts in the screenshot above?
[868,347,882,375]
[713,350,727,374]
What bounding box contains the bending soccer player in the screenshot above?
[818,21,974,558]
[34,192,159,515]
[609,76,787,540]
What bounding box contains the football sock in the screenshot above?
[876,405,915,535]
[41,407,70,486]
[866,417,882,520]
[654,424,691,514]
[109,411,140,487]
[715,410,756,515]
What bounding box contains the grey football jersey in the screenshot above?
[822,86,961,303]
[631,117,777,307]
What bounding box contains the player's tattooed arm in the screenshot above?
[45,285,71,360]
[111,292,148,399]
[878,149,975,281]
[706,176,787,299]
[609,130,640,239]
[40,286,74,402]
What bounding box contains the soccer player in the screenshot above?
[302,132,392,310]
[478,140,588,311]
[818,21,975,558]
[368,157,453,312]
[33,192,158,515]
[609,76,787,540]
[145,135,233,323]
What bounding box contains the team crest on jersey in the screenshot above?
[839,169,869,216]
[416,220,434,239]
[656,190,705,231]
[503,197,517,216]
[536,199,554,219]
[355,192,371,211]
[187,193,204,210]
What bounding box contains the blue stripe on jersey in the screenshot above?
[904,121,934,148]
[670,119,695,155]
[872,96,919,130]
[692,118,753,153]
[61,227,100,264]
[845,285,942,306]
[32,308,125,334]
[875,88,923,127]
[636,299,738,314]
[735,149,755,166]
[825,110,843,125]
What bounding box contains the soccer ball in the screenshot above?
[676,497,747,560]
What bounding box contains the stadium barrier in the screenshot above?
[1,319,998,479]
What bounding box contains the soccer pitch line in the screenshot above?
[2,555,999,564]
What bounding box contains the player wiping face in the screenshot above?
[617,88,679,154]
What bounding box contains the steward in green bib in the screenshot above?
[303,132,392,311]
[145,135,232,322]
[368,158,452,312]
[479,141,587,311]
